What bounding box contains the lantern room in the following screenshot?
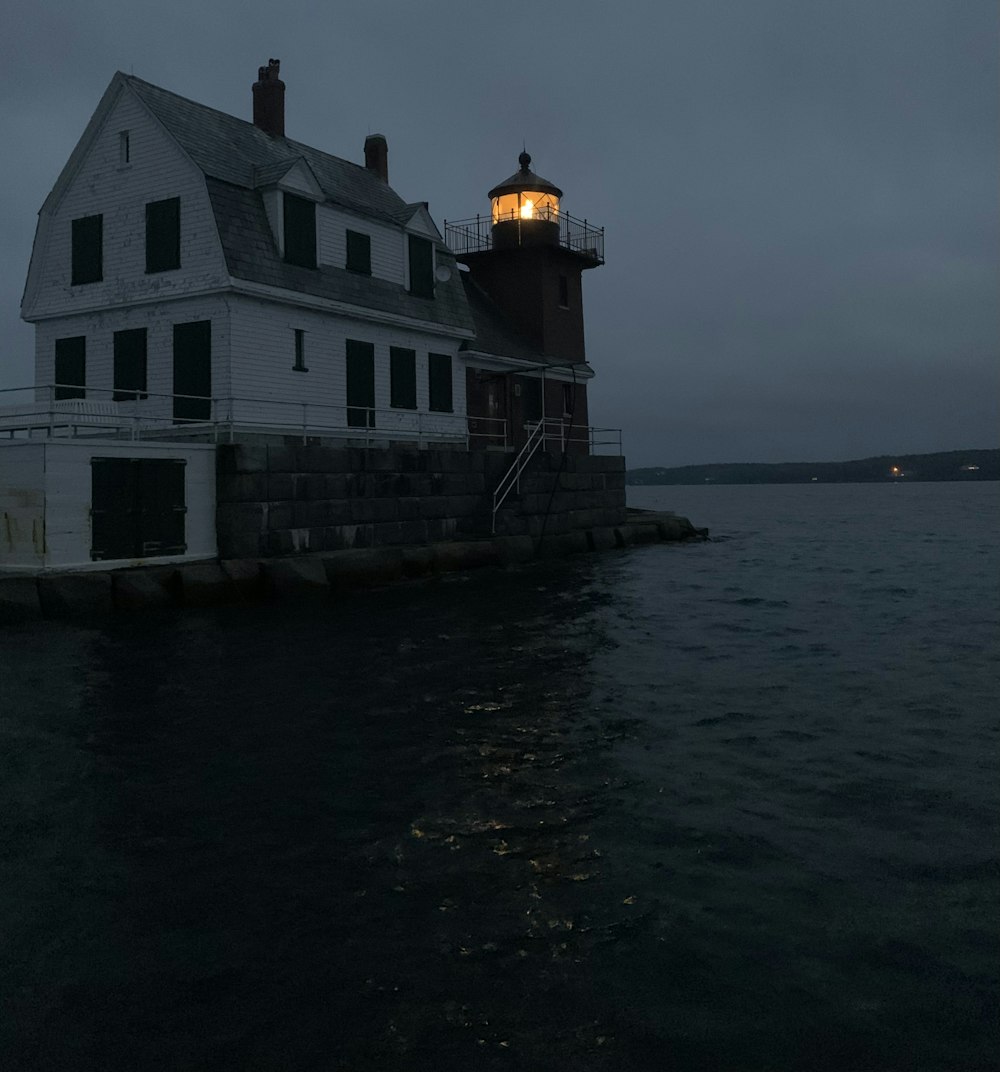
[488,151,563,250]
[489,151,562,224]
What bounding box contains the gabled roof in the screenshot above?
[125,74,409,223]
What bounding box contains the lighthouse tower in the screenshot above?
[455,151,604,366]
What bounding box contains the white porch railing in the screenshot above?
[0,385,622,454]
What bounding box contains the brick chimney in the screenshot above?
[253,59,285,137]
[364,134,388,183]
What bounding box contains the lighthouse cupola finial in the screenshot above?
[518,149,531,171]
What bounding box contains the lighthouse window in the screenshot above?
[408,236,434,299]
[558,274,569,308]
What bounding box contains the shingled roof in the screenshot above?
[126,75,407,222]
[123,74,472,332]
[207,179,473,332]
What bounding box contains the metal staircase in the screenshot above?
[491,420,547,534]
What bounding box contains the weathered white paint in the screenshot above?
[319,204,406,283]
[225,294,467,437]
[0,439,216,570]
[0,443,47,567]
[23,82,229,324]
[33,295,232,429]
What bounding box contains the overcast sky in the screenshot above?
[1,0,995,466]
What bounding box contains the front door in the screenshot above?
[173,320,211,422]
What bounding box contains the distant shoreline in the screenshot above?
[628,449,999,485]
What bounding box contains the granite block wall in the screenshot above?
[216,440,626,558]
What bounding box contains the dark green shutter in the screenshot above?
[408,236,434,298]
[91,457,186,560]
[346,339,375,427]
[173,320,212,421]
[346,230,371,274]
[390,347,416,409]
[71,215,103,284]
[284,194,316,268]
[428,353,453,413]
[54,337,86,400]
[113,329,147,401]
[146,197,180,273]
[521,377,542,422]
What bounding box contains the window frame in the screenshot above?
[145,197,181,274]
[293,328,308,371]
[283,193,317,269]
[346,338,376,428]
[113,328,148,402]
[54,336,86,400]
[407,235,434,299]
[346,229,372,275]
[390,347,417,409]
[428,352,453,413]
[71,214,103,285]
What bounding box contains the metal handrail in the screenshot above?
[0,385,622,454]
[491,419,546,534]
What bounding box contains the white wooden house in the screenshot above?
[20,60,477,444]
[4,61,610,570]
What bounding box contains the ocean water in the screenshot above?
[1,482,997,1071]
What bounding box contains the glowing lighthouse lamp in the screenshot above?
[488,151,564,250]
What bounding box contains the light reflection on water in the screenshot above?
[1,482,997,1070]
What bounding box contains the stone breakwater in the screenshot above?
[0,512,706,623]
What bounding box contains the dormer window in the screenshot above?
[283,193,316,268]
[408,235,433,298]
[346,230,371,274]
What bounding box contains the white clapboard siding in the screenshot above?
[23,84,229,322]
[226,295,466,434]
[33,296,232,427]
[318,205,405,284]
[43,441,217,568]
[0,443,47,567]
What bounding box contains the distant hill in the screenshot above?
[628,449,1000,485]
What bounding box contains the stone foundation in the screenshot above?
[215,441,627,559]
[0,514,707,622]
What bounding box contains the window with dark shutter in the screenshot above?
[71,215,103,285]
[346,230,371,274]
[428,353,453,413]
[293,329,308,371]
[173,320,212,422]
[346,339,376,427]
[146,197,180,273]
[54,337,86,399]
[521,377,542,422]
[390,347,416,409]
[407,235,434,298]
[113,329,148,401]
[284,193,316,268]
